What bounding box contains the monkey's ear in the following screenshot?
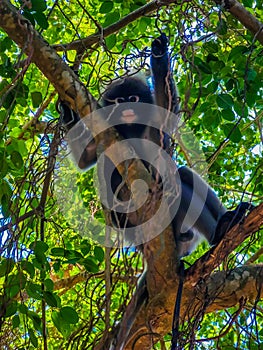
[151,33,168,57]
[212,202,254,245]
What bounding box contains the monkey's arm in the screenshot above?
[151,33,179,114]
[175,167,253,256]
[59,101,97,169]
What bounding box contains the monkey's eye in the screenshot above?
[129,95,139,102]
[115,97,125,104]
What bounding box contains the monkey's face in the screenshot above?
[102,77,154,138]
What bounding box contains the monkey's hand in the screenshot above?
[151,32,168,58]
[58,101,80,130]
[58,66,81,130]
[212,202,255,245]
[151,33,170,80]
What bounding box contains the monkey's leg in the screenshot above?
[212,202,254,245]
[172,176,224,256]
[59,101,97,170]
[178,167,254,246]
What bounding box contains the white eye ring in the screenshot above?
[115,97,125,104]
[129,95,139,102]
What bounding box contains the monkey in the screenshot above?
[59,33,252,257]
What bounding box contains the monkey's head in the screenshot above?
[102,77,153,106]
[101,77,154,139]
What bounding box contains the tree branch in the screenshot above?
[186,202,263,285]
[119,265,263,350]
[0,0,96,116]
[216,0,263,45]
[53,0,263,54]
[52,0,178,52]
[106,203,263,349]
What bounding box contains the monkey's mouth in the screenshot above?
[121,109,138,124]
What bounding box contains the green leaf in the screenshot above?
[65,250,83,263]
[28,311,42,331]
[0,58,16,79]
[82,257,99,273]
[0,37,13,52]
[26,282,42,300]
[242,0,253,7]
[206,53,218,62]
[220,66,232,78]
[12,314,20,328]
[60,306,79,324]
[34,12,49,30]
[1,179,12,196]
[228,46,248,61]
[18,304,27,314]
[52,311,70,338]
[99,1,113,13]
[89,223,103,236]
[16,97,27,107]
[11,151,23,169]
[44,278,54,291]
[203,110,221,132]
[36,251,47,264]
[0,156,8,179]
[203,41,218,53]
[9,127,22,138]
[230,127,242,143]
[43,291,58,307]
[52,311,62,332]
[105,34,117,50]
[16,82,29,99]
[53,260,61,272]
[217,19,227,35]
[51,247,66,257]
[139,17,150,32]
[80,240,91,256]
[32,258,43,270]
[205,81,218,94]
[5,301,17,317]
[222,109,235,121]
[31,91,43,108]
[246,92,257,107]
[29,328,38,348]
[2,90,15,109]
[234,102,248,118]
[94,246,104,262]
[30,241,49,253]
[194,57,212,74]
[6,273,26,298]
[247,68,257,81]
[103,11,120,27]
[6,139,28,158]
[222,123,242,143]
[0,258,15,277]
[31,0,47,12]
[216,94,234,109]
[225,78,235,91]
[199,102,210,113]
[1,193,11,217]
[21,261,35,279]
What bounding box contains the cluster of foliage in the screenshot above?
[0,0,262,349]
